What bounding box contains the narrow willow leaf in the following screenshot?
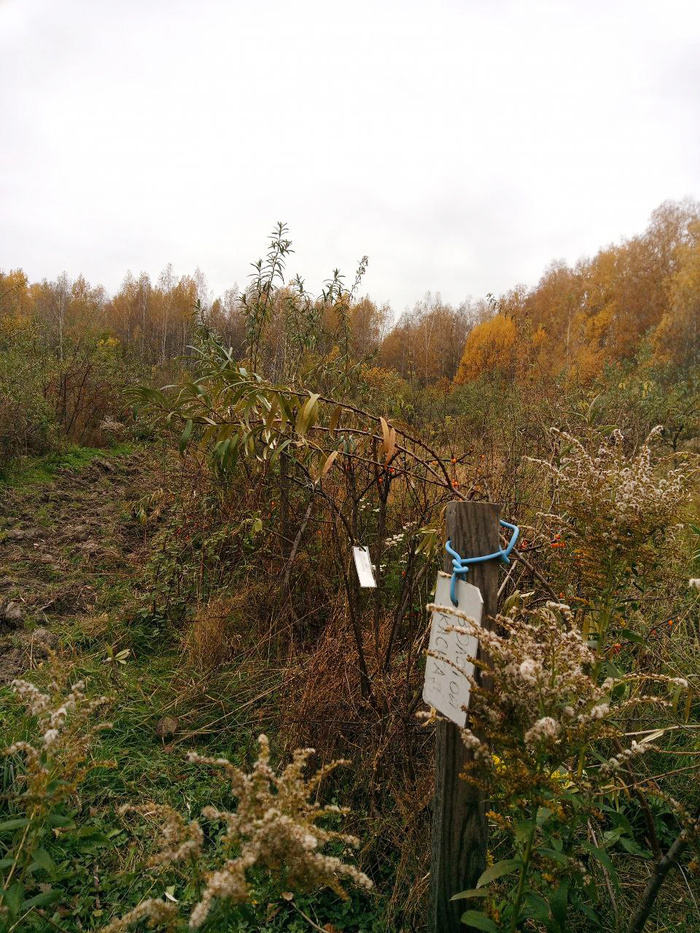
[459,910,499,932]
[380,415,390,452]
[580,841,619,890]
[321,450,339,478]
[0,818,30,833]
[476,859,522,888]
[179,419,194,453]
[387,425,397,463]
[329,404,343,437]
[297,393,320,438]
[265,394,279,429]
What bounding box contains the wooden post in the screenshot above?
[429,500,500,933]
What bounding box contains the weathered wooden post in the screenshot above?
[429,500,500,932]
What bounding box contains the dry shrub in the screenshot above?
[281,609,357,761]
[281,600,432,791]
[0,392,53,469]
[184,597,244,671]
[280,606,435,929]
[44,354,125,447]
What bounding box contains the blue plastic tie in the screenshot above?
[445,519,520,606]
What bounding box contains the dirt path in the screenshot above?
[0,448,156,683]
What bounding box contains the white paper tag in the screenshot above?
[423,571,482,727]
[352,546,377,588]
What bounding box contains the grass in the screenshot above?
[0,442,134,489]
[0,643,387,930]
[0,444,386,932]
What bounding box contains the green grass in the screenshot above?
[0,448,386,931]
[1,442,134,488]
[0,634,387,931]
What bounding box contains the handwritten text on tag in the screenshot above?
[423,572,482,727]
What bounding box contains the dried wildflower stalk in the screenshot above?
[437,602,679,787]
[104,735,371,931]
[100,899,179,933]
[530,427,695,658]
[535,427,693,572]
[1,671,111,924]
[425,600,688,931]
[6,676,110,794]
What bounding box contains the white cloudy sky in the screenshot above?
[1,0,699,313]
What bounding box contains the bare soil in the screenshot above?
[0,450,156,683]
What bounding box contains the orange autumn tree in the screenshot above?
[453,312,518,384]
[652,218,700,370]
[380,293,473,385]
[450,198,700,387]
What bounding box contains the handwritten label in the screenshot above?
[352,546,377,588]
[423,572,482,727]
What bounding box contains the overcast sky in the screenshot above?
[1,0,699,314]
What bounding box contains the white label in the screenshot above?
[423,572,482,727]
[352,546,377,588]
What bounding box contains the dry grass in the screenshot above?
[184,596,246,672]
[278,607,436,928]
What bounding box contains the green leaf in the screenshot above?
[450,889,489,901]
[539,847,569,867]
[76,826,110,840]
[537,806,554,826]
[602,806,633,835]
[0,817,30,833]
[460,910,500,932]
[523,891,551,922]
[619,628,644,644]
[179,418,194,453]
[501,590,522,614]
[619,836,649,857]
[23,889,62,910]
[29,847,56,876]
[270,437,293,464]
[581,840,619,890]
[514,819,536,843]
[214,437,231,463]
[48,813,75,828]
[579,903,603,924]
[2,882,24,917]
[550,878,569,928]
[476,859,522,888]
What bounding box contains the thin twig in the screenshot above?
[509,549,559,601]
[290,899,328,932]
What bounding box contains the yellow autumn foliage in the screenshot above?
[453,314,518,384]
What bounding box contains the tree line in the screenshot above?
[1,198,697,415]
